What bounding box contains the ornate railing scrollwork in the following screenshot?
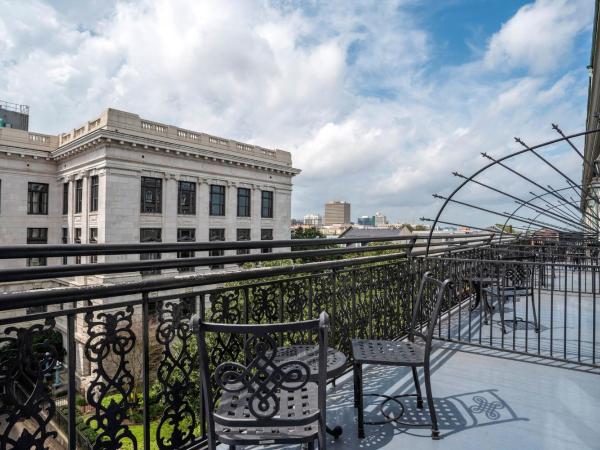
[155,299,197,450]
[0,318,59,450]
[84,305,138,450]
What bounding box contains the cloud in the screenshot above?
[0,0,594,228]
[484,0,592,74]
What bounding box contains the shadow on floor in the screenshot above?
[323,350,529,449]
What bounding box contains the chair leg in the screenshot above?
[355,363,365,439]
[499,294,508,334]
[529,293,540,332]
[353,363,359,408]
[308,441,315,450]
[411,367,423,408]
[423,364,439,440]
[318,428,326,449]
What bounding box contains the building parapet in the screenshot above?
[0,127,58,152]
[58,108,293,167]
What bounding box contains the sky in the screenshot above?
[0,0,595,227]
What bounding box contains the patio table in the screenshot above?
[273,344,347,438]
[464,276,495,316]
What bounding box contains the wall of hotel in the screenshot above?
[98,143,293,252]
[0,154,62,269]
[1,139,294,272]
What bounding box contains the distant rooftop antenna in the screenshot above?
[0,100,30,131]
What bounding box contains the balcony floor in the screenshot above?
[219,342,600,449]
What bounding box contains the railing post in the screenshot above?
[141,293,151,450]
[67,313,77,450]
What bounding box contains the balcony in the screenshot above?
[0,234,598,450]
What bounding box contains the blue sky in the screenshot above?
[0,0,594,227]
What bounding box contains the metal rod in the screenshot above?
[452,172,587,231]
[432,194,577,233]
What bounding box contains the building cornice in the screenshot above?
[51,129,300,177]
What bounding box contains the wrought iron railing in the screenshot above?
[417,256,599,367]
[4,233,595,449]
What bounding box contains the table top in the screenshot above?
[272,344,347,380]
[463,276,495,283]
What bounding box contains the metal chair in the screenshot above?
[483,263,539,333]
[193,312,329,449]
[351,272,452,440]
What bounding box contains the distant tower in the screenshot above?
[0,100,29,131]
[304,213,323,228]
[324,201,351,225]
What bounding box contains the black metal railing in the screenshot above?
[3,233,597,450]
[418,256,599,367]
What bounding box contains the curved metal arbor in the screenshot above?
[423,126,600,256]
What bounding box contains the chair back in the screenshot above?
[504,263,533,289]
[193,312,329,440]
[409,272,452,356]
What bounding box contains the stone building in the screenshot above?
[0,108,299,269]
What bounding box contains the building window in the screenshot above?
[27,228,47,266]
[89,228,98,263]
[236,228,251,258]
[209,228,225,269]
[140,228,162,275]
[209,185,225,216]
[141,177,162,213]
[27,182,49,215]
[237,188,251,217]
[74,228,82,264]
[177,228,196,272]
[261,190,273,218]
[261,228,273,253]
[63,182,69,215]
[62,228,68,265]
[90,176,99,212]
[178,181,196,215]
[75,179,83,213]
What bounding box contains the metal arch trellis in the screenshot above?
[423,127,600,256]
[498,186,586,244]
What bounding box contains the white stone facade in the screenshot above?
[0,108,299,269]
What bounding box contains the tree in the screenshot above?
[291,227,325,240]
[291,227,337,262]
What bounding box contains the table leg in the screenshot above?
[469,282,481,311]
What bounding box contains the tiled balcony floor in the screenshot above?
[220,342,600,449]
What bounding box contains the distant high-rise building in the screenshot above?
[0,100,29,131]
[373,212,388,227]
[324,201,351,225]
[304,213,323,228]
[357,215,374,226]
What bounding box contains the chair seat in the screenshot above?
[215,382,319,445]
[483,286,530,298]
[351,339,425,366]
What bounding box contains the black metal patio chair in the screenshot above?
[193,312,329,449]
[482,263,539,333]
[351,272,452,440]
